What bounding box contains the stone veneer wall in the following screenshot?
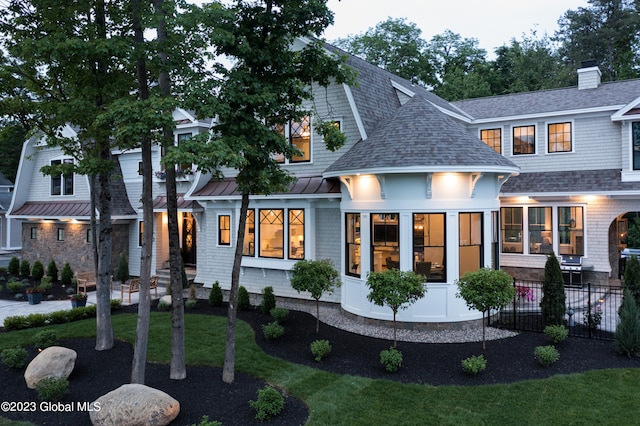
[21,221,129,276]
[501,266,610,286]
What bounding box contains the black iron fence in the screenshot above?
[489,280,623,341]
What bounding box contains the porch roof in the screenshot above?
[192,175,341,199]
[152,194,203,212]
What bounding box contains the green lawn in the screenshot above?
[2,313,639,425]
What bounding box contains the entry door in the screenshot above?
[182,213,197,266]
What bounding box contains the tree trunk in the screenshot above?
[153,0,186,380]
[482,311,487,350]
[393,312,397,348]
[315,299,320,334]
[223,192,249,383]
[130,0,152,384]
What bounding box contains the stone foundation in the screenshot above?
[501,266,611,286]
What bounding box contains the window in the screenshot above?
[558,206,584,255]
[218,215,231,246]
[259,209,284,258]
[288,210,304,259]
[548,122,572,153]
[50,159,74,196]
[346,213,361,277]
[30,227,37,240]
[177,133,193,173]
[57,228,64,242]
[459,213,483,276]
[413,213,446,282]
[529,207,553,254]
[86,228,92,243]
[480,128,501,154]
[243,210,255,256]
[501,207,522,253]
[371,213,399,272]
[513,125,535,155]
[633,122,640,170]
[275,116,311,163]
[138,221,144,247]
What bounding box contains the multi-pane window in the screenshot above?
[288,210,304,259]
[558,206,584,255]
[259,209,284,258]
[57,228,64,242]
[371,213,399,272]
[529,207,553,254]
[633,122,640,170]
[50,159,74,196]
[480,128,501,154]
[459,213,483,276]
[501,207,522,253]
[138,221,144,247]
[177,133,193,173]
[548,122,572,153]
[218,215,231,246]
[346,213,361,277]
[243,210,255,256]
[30,228,37,240]
[86,228,92,243]
[275,116,312,163]
[413,213,446,282]
[513,125,535,155]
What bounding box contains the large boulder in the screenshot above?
[24,346,77,389]
[89,384,180,426]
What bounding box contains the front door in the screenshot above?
[182,212,196,266]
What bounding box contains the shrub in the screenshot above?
[25,313,48,328]
[6,278,25,293]
[157,300,171,311]
[8,256,19,275]
[60,263,74,286]
[189,284,197,301]
[20,259,30,277]
[185,298,197,309]
[615,288,640,357]
[39,276,53,293]
[461,354,487,375]
[534,345,560,366]
[33,329,57,349]
[262,321,284,340]
[544,325,569,344]
[380,347,403,372]
[115,251,129,283]
[110,299,122,310]
[249,386,285,421]
[0,266,7,274]
[583,306,603,334]
[3,315,29,331]
[14,293,24,301]
[260,286,276,314]
[310,339,332,362]
[31,260,44,280]
[48,310,70,324]
[238,286,251,310]
[190,415,222,426]
[270,307,289,323]
[1,347,28,368]
[36,377,70,402]
[47,259,58,281]
[66,286,76,295]
[540,252,566,326]
[208,281,223,306]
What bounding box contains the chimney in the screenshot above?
[578,60,601,90]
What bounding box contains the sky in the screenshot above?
[322,0,589,56]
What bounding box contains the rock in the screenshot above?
[24,346,77,389]
[89,384,180,426]
[159,295,172,306]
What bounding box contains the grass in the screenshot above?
[2,312,640,425]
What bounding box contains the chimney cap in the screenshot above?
[581,59,598,68]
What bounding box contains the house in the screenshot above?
[0,171,21,251]
[8,41,640,328]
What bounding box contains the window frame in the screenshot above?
[345,213,361,278]
[528,206,553,255]
[288,209,305,259]
[274,116,316,164]
[57,228,65,242]
[50,158,75,196]
[138,221,144,247]
[413,213,446,282]
[480,128,502,154]
[459,212,483,276]
[218,214,231,246]
[500,207,523,254]
[632,122,640,170]
[512,125,536,155]
[371,213,399,272]
[547,121,573,153]
[30,227,37,240]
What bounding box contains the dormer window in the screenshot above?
[275,116,311,163]
[50,159,74,196]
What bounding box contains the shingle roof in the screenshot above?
[192,175,341,198]
[325,94,518,175]
[500,169,640,195]
[451,78,640,120]
[0,193,12,212]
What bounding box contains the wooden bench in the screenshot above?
[121,276,158,303]
[76,272,113,294]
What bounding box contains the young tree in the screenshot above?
[172,0,354,384]
[366,269,426,347]
[624,254,640,307]
[290,259,341,333]
[456,268,515,350]
[540,251,567,326]
[615,288,640,357]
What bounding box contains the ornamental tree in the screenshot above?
[291,259,341,333]
[624,254,640,307]
[540,251,566,327]
[366,269,426,347]
[456,267,515,350]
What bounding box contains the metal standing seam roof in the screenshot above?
[152,194,203,211]
[192,175,341,198]
[11,200,92,218]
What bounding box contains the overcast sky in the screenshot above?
[322,0,588,56]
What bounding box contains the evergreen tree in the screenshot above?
[115,252,129,284]
[540,252,566,326]
[60,263,74,286]
[47,260,58,281]
[624,255,640,307]
[615,288,640,357]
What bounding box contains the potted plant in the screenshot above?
[26,286,44,305]
[69,293,88,308]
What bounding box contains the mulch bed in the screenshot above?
[0,274,73,302]
[2,300,640,425]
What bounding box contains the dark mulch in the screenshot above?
[2,300,640,425]
[0,275,73,302]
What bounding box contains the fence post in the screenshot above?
[512,278,517,329]
[587,283,592,339]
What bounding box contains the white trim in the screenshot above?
[544,119,575,155]
[472,105,624,125]
[390,79,415,98]
[342,83,367,141]
[324,166,520,178]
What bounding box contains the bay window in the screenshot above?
[372,213,399,272]
[345,213,361,277]
[243,208,305,260]
[459,213,483,276]
[289,210,304,259]
[413,213,446,281]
